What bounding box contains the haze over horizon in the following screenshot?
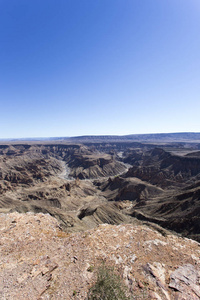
[1,0,200,139]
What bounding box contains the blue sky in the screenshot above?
[0,0,200,138]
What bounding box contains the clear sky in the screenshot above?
[0,0,200,138]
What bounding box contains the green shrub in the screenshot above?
[87,263,130,300]
[87,265,94,272]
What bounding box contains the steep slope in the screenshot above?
[65,150,127,179]
[128,181,200,241]
[99,176,164,202]
[124,148,200,188]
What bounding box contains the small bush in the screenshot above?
[87,265,94,272]
[87,263,130,300]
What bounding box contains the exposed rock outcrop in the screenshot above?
[0,213,200,299]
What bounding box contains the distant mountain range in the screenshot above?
[1,132,200,143]
[69,132,200,143]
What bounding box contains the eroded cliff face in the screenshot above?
[0,212,200,300]
[123,147,200,188]
[64,149,127,179]
[0,144,128,185]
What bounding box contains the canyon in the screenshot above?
[1,134,200,299]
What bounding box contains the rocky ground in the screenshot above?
[1,212,200,299]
